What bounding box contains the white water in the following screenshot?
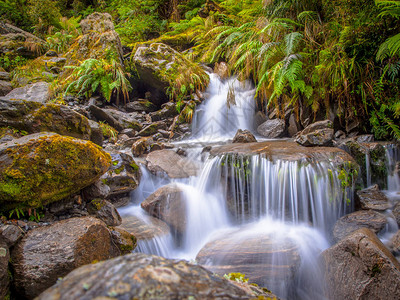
[118,74,381,299]
[190,73,256,142]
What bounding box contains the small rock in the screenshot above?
[0,224,23,248]
[257,119,286,138]
[125,100,156,113]
[87,199,122,226]
[109,226,136,254]
[356,184,391,211]
[295,120,334,147]
[232,129,257,143]
[0,72,11,81]
[0,81,50,103]
[0,240,9,300]
[120,128,136,138]
[0,80,12,96]
[45,50,58,57]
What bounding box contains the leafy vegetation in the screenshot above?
[1,0,400,139]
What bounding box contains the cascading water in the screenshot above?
[121,74,359,299]
[190,73,256,142]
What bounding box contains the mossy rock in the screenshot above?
[0,99,97,143]
[0,132,111,212]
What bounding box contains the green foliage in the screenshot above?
[45,16,81,53]
[64,56,131,103]
[224,272,249,283]
[0,54,27,72]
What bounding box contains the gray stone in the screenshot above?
[146,149,199,178]
[295,120,334,147]
[232,129,257,143]
[333,210,387,242]
[0,72,10,81]
[0,81,50,103]
[11,217,120,299]
[356,184,391,211]
[0,224,23,247]
[87,199,122,226]
[0,80,12,96]
[125,100,156,113]
[321,228,400,300]
[257,118,286,138]
[37,253,262,300]
[0,240,9,300]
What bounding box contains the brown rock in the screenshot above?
[37,253,259,300]
[141,183,186,234]
[321,228,400,300]
[109,226,137,255]
[87,199,122,226]
[196,231,300,288]
[333,210,387,242]
[0,224,23,247]
[232,129,257,143]
[146,149,199,178]
[119,215,170,240]
[0,80,12,96]
[0,240,9,300]
[393,201,400,227]
[356,184,391,211]
[295,120,334,147]
[11,217,119,299]
[131,136,153,156]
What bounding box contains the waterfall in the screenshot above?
[385,143,400,192]
[190,73,256,142]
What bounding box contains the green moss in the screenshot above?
[114,165,124,175]
[129,161,139,172]
[0,134,111,213]
[91,199,106,211]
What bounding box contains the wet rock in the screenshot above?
[334,130,346,140]
[119,215,170,240]
[0,133,111,212]
[0,99,94,141]
[151,102,178,121]
[100,152,140,200]
[0,224,23,247]
[210,140,355,164]
[45,50,57,57]
[82,179,110,201]
[0,81,50,103]
[214,62,229,79]
[0,80,12,96]
[393,202,400,227]
[125,100,156,113]
[356,134,374,143]
[141,184,186,234]
[356,184,391,211]
[138,121,167,136]
[37,253,259,300]
[196,231,300,288]
[321,228,400,300]
[104,108,141,131]
[295,120,334,147]
[109,226,137,254]
[287,113,301,137]
[146,149,199,178]
[0,71,10,81]
[254,111,267,128]
[0,240,9,300]
[257,118,286,138]
[232,129,257,143]
[336,140,388,188]
[11,216,120,299]
[87,119,103,145]
[88,104,124,131]
[120,128,136,138]
[87,199,122,226]
[333,210,387,242]
[131,43,209,107]
[131,136,154,156]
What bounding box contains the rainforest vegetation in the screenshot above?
[1,0,400,140]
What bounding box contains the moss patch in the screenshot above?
[0,134,111,212]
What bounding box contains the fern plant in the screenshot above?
[64,57,131,103]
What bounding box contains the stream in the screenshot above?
[119,74,400,299]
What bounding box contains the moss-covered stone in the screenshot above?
[0,132,111,212]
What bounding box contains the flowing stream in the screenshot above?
[119,74,400,299]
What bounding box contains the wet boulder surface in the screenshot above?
[11,216,120,299]
[37,253,261,300]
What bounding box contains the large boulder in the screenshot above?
[256,119,286,138]
[356,184,391,211]
[0,82,50,103]
[67,13,123,64]
[0,99,100,143]
[0,240,9,300]
[131,43,209,107]
[11,217,120,299]
[37,253,261,300]
[146,149,199,178]
[141,184,186,234]
[196,233,300,288]
[0,80,12,96]
[0,133,111,212]
[333,210,387,242]
[295,120,334,146]
[321,228,400,300]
